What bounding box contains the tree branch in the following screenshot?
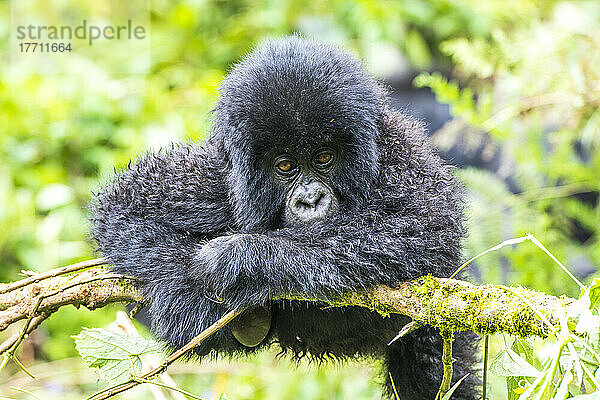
[0,260,575,399]
[0,268,141,332]
[0,261,571,340]
[279,276,570,338]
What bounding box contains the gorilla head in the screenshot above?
[212,36,387,230]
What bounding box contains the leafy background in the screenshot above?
[0,0,598,399]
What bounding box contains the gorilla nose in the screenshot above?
[288,181,336,224]
[297,191,323,208]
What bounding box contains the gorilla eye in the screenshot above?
[277,160,295,173]
[314,151,333,166]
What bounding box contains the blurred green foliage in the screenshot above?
[0,0,599,398]
[415,0,600,297]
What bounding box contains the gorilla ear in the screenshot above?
[226,156,285,231]
[326,121,381,209]
[209,123,278,231]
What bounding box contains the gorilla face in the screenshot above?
[271,148,339,225]
[213,37,384,231]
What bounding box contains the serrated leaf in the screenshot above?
[490,348,540,378]
[73,328,162,384]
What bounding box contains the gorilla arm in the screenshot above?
[196,122,465,311]
[196,205,464,310]
[91,143,232,281]
[90,143,250,350]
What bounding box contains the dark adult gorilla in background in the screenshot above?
[91,36,480,399]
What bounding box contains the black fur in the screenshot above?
[90,37,480,399]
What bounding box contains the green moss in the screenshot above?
[116,277,140,294]
[278,277,559,338]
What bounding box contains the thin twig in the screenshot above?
[9,386,40,400]
[481,91,571,131]
[0,258,107,294]
[0,313,51,355]
[448,233,584,290]
[0,297,43,377]
[41,273,128,300]
[519,181,597,203]
[388,372,400,400]
[526,234,584,289]
[88,308,244,400]
[448,236,530,281]
[128,302,148,319]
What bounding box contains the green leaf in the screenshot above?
[440,38,495,78]
[567,393,600,399]
[405,30,431,69]
[512,337,534,365]
[507,338,536,400]
[588,278,600,314]
[490,348,540,378]
[441,374,470,400]
[413,72,481,126]
[73,328,162,384]
[218,394,230,400]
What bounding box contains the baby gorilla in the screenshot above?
[91,37,480,399]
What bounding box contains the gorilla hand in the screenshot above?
[196,234,273,348]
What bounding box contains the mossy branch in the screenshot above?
[0,261,571,342]
[0,260,574,399]
[287,276,571,337]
